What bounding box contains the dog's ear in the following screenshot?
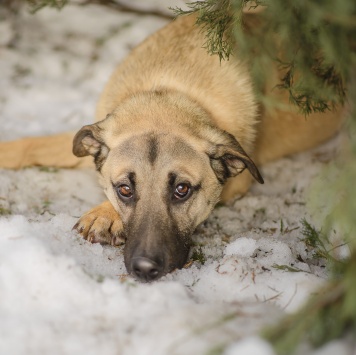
[208,134,264,185]
[73,123,109,171]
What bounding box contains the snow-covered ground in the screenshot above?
[0,2,351,355]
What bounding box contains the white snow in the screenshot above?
[224,337,276,355]
[0,2,350,355]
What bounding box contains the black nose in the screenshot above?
[131,257,162,282]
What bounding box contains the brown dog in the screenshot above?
[0,14,343,281]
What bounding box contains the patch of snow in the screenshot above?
[225,237,257,257]
[223,337,276,355]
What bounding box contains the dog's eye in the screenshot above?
[174,183,191,200]
[117,184,133,199]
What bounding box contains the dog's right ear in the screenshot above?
[73,123,109,170]
[73,124,103,157]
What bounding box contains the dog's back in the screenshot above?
[96,15,258,155]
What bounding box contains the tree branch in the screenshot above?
[77,0,174,19]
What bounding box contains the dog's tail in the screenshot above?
[0,132,92,169]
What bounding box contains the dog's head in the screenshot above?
[73,92,263,281]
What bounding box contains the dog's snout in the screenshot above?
[131,257,162,282]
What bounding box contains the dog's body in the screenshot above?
[0,14,344,281]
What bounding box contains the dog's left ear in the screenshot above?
[208,136,264,184]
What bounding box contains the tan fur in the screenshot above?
[95,15,258,157]
[73,200,124,245]
[0,14,344,279]
[0,133,91,169]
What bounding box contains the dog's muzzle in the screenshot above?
[123,215,192,282]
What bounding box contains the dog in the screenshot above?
[0,14,344,281]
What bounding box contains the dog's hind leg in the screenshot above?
[0,132,92,169]
[254,102,345,164]
[73,200,125,246]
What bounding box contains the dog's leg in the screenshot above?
[0,133,92,169]
[73,200,125,246]
[220,170,252,202]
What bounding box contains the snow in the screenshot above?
[224,337,276,355]
[0,2,350,355]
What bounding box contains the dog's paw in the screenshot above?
[73,201,125,246]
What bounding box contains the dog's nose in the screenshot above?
[131,257,162,282]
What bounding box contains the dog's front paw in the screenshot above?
[73,201,125,246]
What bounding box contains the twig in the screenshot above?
[282,284,298,310]
[77,0,174,19]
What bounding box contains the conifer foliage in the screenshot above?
[172,0,355,116]
[27,0,67,13]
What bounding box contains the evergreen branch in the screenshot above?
[24,0,173,18]
[26,0,67,12]
[171,0,264,61]
[265,253,356,354]
[301,218,343,265]
[263,280,350,354]
[171,0,235,61]
[276,57,346,115]
[79,0,173,19]
[173,0,354,115]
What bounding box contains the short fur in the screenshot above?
[0,14,344,281]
